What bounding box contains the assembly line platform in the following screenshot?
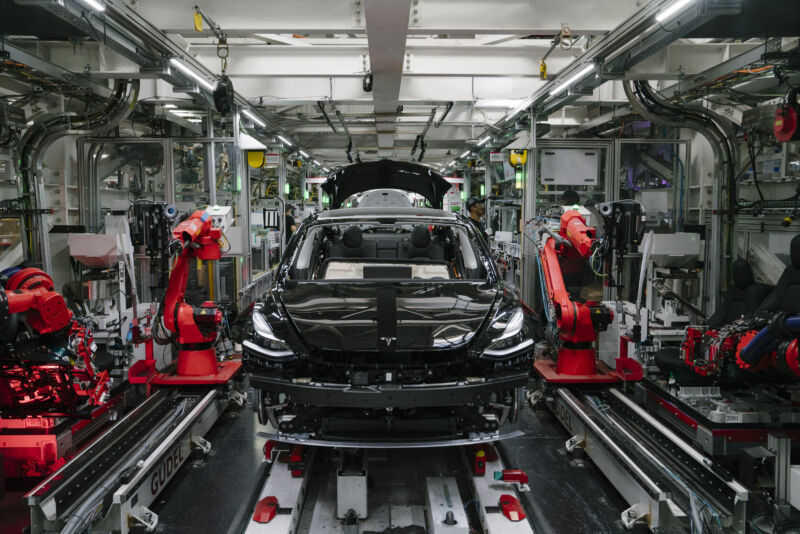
[144,402,627,533]
[1,396,628,534]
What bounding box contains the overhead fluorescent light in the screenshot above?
[170,110,199,116]
[186,118,202,123]
[277,135,293,146]
[239,131,267,150]
[447,161,456,167]
[169,58,214,92]
[323,167,330,173]
[459,150,471,159]
[313,160,321,165]
[163,104,177,109]
[477,136,491,147]
[299,150,310,158]
[241,109,266,128]
[549,64,596,97]
[77,0,106,11]
[655,0,695,22]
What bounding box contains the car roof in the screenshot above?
[317,207,457,221]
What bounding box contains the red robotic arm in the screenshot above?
[537,210,612,376]
[161,209,225,376]
[0,268,109,411]
[0,268,73,335]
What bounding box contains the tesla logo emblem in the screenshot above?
[379,337,397,351]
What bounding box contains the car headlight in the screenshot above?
[481,307,533,359]
[245,310,296,360]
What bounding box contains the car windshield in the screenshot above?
[287,219,491,281]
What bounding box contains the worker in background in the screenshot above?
[466,197,488,240]
[491,213,500,234]
[562,189,580,207]
[285,205,297,241]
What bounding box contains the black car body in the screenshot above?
[244,161,533,445]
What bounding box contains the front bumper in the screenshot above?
[248,372,528,409]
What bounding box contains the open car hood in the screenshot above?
[322,160,451,209]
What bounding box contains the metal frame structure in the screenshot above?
[521,138,615,307]
[75,124,252,308]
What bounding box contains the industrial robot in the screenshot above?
[129,208,241,386]
[530,209,643,383]
[0,267,110,414]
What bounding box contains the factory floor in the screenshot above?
[0,396,627,534]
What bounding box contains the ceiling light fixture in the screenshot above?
[277,135,293,146]
[299,150,310,158]
[241,109,266,127]
[169,58,214,92]
[313,160,321,166]
[459,150,471,159]
[77,0,106,11]
[163,104,177,109]
[477,136,491,147]
[549,64,596,97]
[655,0,695,22]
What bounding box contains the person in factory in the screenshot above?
[466,197,488,240]
[562,189,580,206]
[285,205,297,241]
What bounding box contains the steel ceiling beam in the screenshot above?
[1,40,112,98]
[26,0,285,132]
[188,42,578,78]
[364,0,412,150]
[461,0,744,149]
[135,0,640,36]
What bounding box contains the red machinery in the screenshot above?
[0,268,110,413]
[0,267,116,478]
[774,89,799,143]
[679,317,800,380]
[129,209,241,386]
[532,211,643,383]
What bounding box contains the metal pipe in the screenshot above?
[411,107,438,161]
[330,101,360,161]
[316,101,338,134]
[557,388,664,496]
[60,398,189,534]
[17,79,139,269]
[608,388,712,468]
[623,79,736,311]
[435,102,454,127]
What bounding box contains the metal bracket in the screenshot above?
[130,506,159,532]
[527,389,545,409]
[620,502,648,529]
[351,0,364,26]
[191,436,212,455]
[409,0,423,27]
[565,435,585,453]
[230,389,246,408]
